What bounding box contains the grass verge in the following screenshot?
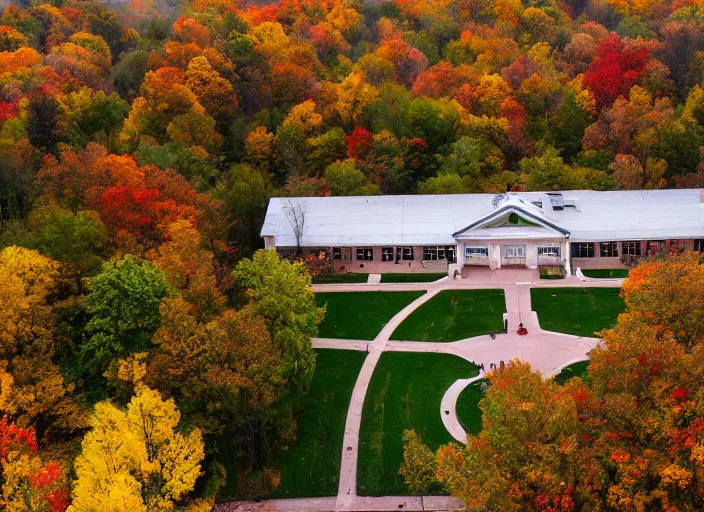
[313,273,369,284]
[581,269,630,279]
[316,291,425,340]
[380,273,446,283]
[390,289,506,342]
[531,287,625,337]
[456,379,485,436]
[553,360,591,385]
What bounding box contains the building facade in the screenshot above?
[260,189,704,277]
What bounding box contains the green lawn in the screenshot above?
[358,352,478,496]
[456,379,485,436]
[316,291,425,340]
[581,269,630,279]
[553,360,591,385]
[380,273,446,283]
[531,288,625,337]
[313,273,369,284]
[390,289,506,342]
[270,349,367,498]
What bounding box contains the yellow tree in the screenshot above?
[68,385,204,512]
[282,99,324,136]
[620,252,704,346]
[0,246,83,439]
[335,70,380,128]
[184,56,238,120]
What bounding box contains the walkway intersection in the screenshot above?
[216,271,623,512]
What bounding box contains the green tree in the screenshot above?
[215,164,274,258]
[233,250,324,390]
[418,174,470,194]
[28,204,107,294]
[521,146,585,191]
[437,136,503,179]
[79,256,173,383]
[305,127,348,177]
[323,159,380,196]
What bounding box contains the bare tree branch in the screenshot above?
[284,200,306,257]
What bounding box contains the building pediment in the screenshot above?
[453,202,569,240]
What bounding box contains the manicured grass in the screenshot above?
[581,269,630,279]
[358,352,478,496]
[390,289,506,342]
[553,360,591,385]
[380,273,446,283]
[312,273,369,284]
[531,287,625,337]
[316,291,425,340]
[456,379,485,436]
[270,349,367,498]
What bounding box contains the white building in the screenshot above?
[260,189,704,276]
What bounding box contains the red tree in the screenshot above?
[346,126,373,161]
[0,417,68,512]
[583,34,651,108]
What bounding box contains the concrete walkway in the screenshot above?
[311,338,370,351]
[220,276,619,512]
[440,374,485,444]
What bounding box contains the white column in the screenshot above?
[563,239,572,275]
[492,244,501,269]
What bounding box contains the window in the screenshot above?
[401,247,414,260]
[504,245,525,258]
[538,246,560,257]
[333,247,342,260]
[695,240,704,252]
[356,247,373,261]
[600,242,618,258]
[571,243,594,258]
[423,246,456,261]
[465,246,489,258]
[622,241,641,256]
[381,247,394,262]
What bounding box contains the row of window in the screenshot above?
[571,240,704,258]
[334,240,704,262]
[337,246,456,262]
[571,241,643,258]
[465,245,560,258]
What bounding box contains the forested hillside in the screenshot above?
[2,0,704,508]
[3,0,704,256]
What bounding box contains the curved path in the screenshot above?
[440,374,485,444]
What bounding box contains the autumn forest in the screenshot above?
[1,0,704,509]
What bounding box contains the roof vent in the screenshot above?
[492,194,507,209]
[546,193,564,211]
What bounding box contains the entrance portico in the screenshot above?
[452,195,571,275]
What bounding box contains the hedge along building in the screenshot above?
[260,189,704,277]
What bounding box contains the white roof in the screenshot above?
[261,189,704,246]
